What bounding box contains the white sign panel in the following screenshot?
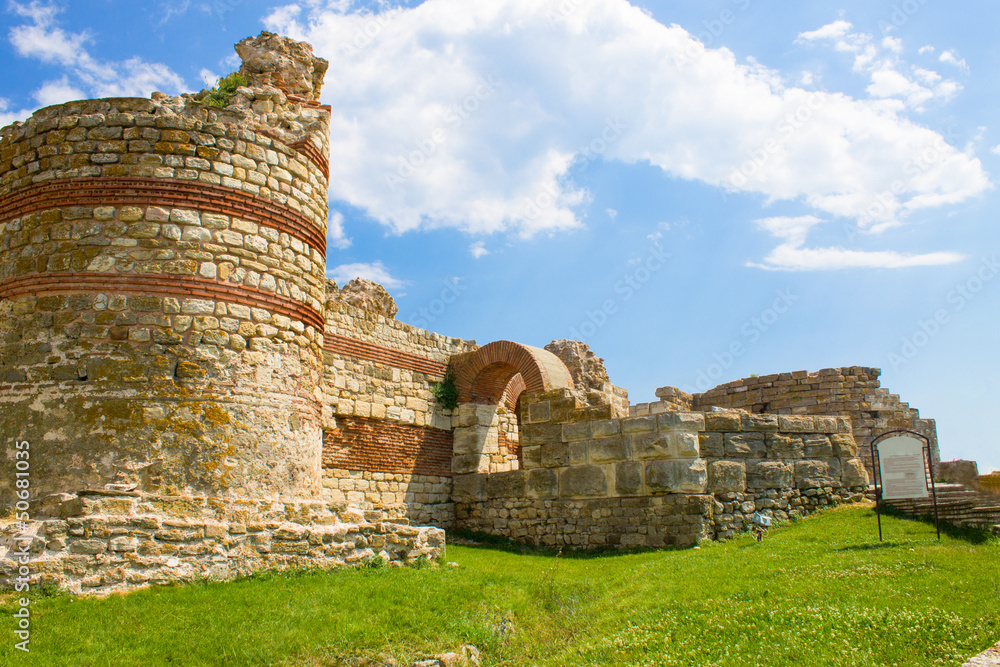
[877,435,929,500]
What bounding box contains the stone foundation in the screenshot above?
[0,490,444,596]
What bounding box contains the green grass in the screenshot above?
[1,505,998,666]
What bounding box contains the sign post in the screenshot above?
[870,429,940,541]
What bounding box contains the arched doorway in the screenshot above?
[450,341,574,474]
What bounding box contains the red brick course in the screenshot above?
[323,332,447,377]
[0,177,327,260]
[0,272,324,332]
[323,416,453,477]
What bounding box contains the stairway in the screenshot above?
[882,483,1000,536]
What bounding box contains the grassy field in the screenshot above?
[1,504,997,666]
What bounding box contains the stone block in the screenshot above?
[708,460,746,493]
[778,415,815,432]
[451,475,486,502]
[765,433,804,459]
[656,411,705,432]
[741,413,779,432]
[451,454,483,475]
[562,421,591,441]
[559,466,608,497]
[590,436,630,463]
[486,471,526,499]
[802,435,833,458]
[699,432,724,458]
[632,433,670,460]
[704,410,742,433]
[674,431,700,458]
[830,434,858,457]
[568,441,589,466]
[521,445,541,469]
[795,460,840,489]
[621,416,656,434]
[646,459,707,494]
[527,401,550,423]
[527,468,558,499]
[615,461,643,496]
[541,442,569,468]
[746,460,794,490]
[813,416,839,433]
[724,432,766,458]
[841,458,869,487]
[591,419,620,438]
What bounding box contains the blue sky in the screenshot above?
[2,0,998,472]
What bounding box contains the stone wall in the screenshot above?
[0,490,444,595]
[454,389,868,548]
[320,292,476,528]
[0,33,332,505]
[668,367,939,473]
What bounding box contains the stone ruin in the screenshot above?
[0,31,946,594]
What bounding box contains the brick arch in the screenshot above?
[454,340,574,407]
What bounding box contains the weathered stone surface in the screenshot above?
[451,475,486,502]
[699,432,724,458]
[329,278,399,319]
[708,460,746,493]
[646,459,707,494]
[615,461,643,496]
[766,433,804,459]
[746,461,794,490]
[802,435,833,458]
[590,436,630,463]
[841,458,869,487]
[795,459,841,489]
[724,432,766,458]
[830,434,858,457]
[560,466,608,497]
[235,31,329,99]
[541,442,569,468]
[527,468,558,499]
[485,471,526,499]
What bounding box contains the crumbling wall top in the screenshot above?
[236,31,330,101]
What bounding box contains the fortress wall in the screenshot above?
[686,367,939,472]
[320,298,477,527]
[0,92,331,504]
[454,390,868,547]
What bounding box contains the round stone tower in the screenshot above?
[0,32,331,506]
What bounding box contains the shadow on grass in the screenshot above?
[447,529,670,560]
[876,505,998,545]
[835,542,900,552]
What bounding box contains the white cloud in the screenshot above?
[0,97,34,127]
[264,1,989,268]
[32,77,85,106]
[5,2,186,109]
[327,210,350,250]
[918,45,935,56]
[469,240,489,258]
[158,0,191,27]
[750,216,965,271]
[939,50,969,71]
[796,20,852,43]
[797,19,961,112]
[327,261,404,288]
[606,208,617,220]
